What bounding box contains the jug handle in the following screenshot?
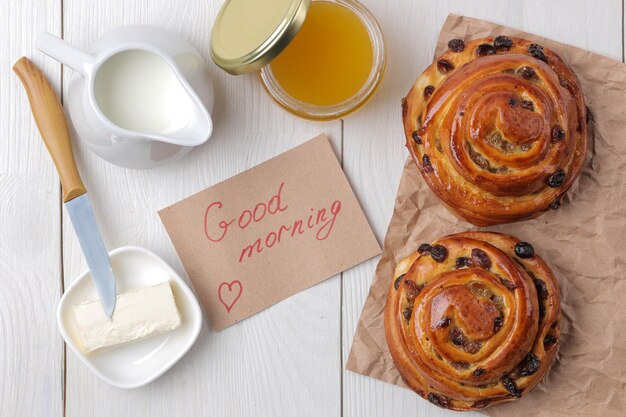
[36,32,96,76]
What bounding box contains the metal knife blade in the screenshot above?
[66,194,117,317]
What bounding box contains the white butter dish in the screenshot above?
[58,246,202,389]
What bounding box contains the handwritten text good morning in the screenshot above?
[203,182,342,262]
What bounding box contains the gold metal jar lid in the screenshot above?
[211,0,311,75]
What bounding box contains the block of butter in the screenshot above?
[73,282,182,353]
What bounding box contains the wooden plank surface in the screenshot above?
[0,1,64,416]
[341,1,623,417]
[0,0,623,416]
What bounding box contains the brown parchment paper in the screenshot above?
[346,14,626,417]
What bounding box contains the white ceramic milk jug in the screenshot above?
[37,26,214,170]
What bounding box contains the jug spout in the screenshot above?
[37,32,96,76]
[158,96,213,148]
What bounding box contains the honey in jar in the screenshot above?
[268,1,374,107]
[211,0,386,120]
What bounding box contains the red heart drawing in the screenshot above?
[218,280,243,313]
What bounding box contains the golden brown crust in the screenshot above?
[384,232,561,411]
[403,37,588,226]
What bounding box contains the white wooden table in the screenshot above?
[1,1,623,416]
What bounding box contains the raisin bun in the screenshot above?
[402,36,588,226]
[384,232,560,411]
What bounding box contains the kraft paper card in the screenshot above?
[346,14,626,417]
[160,135,380,331]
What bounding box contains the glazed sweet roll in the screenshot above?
[402,36,588,226]
[384,232,560,411]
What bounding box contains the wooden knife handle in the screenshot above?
[13,57,86,202]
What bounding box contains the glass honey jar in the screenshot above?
[211,0,386,121]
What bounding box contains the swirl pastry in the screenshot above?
[384,232,560,411]
[402,36,588,226]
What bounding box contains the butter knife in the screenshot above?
[13,57,116,317]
